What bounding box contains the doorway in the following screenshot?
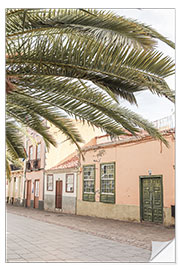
[27,180,31,207]
[34,180,40,209]
[55,180,62,209]
[140,175,163,223]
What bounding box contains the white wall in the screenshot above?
[45,171,77,197]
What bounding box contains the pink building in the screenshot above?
[77,129,175,226]
[24,130,46,210]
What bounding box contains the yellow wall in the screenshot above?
[45,120,103,170]
[77,201,174,226]
[7,170,24,201]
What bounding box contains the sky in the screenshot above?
[109,9,175,122]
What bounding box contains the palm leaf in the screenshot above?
[6,33,175,102]
[5,8,175,172]
[6,8,175,49]
[7,76,170,145]
[6,118,26,159]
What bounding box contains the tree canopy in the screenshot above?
[6,9,175,176]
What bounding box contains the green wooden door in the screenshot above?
[140,176,163,223]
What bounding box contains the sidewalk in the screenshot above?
[7,213,151,262]
[6,204,175,251]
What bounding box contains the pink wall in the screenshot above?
[25,132,46,202]
[79,133,175,208]
[26,170,44,201]
[26,133,46,168]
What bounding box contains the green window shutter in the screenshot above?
[100,163,115,204]
[83,165,95,202]
[83,193,95,202]
[100,194,115,204]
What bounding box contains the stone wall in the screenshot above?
[44,194,76,214]
[77,200,175,226]
[77,200,140,222]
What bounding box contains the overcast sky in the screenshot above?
[109,8,175,122]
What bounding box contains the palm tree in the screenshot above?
[6,9,175,175]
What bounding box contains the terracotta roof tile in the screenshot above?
[49,155,79,170]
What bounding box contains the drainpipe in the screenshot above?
[43,142,46,203]
[75,169,78,215]
[75,151,81,215]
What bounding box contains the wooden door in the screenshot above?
[34,180,39,209]
[27,180,31,207]
[140,176,163,223]
[152,178,163,223]
[56,181,62,209]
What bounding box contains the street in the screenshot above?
[6,205,175,263]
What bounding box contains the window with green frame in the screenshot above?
[83,165,95,202]
[100,163,115,204]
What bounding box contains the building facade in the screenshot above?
[6,166,24,206]
[24,130,46,210]
[77,129,175,226]
[7,120,103,211]
[45,120,103,170]
[44,154,79,214]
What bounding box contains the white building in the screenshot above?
[44,154,79,214]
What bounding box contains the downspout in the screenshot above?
[43,120,48,209]
[43,142,46,205]
[75,151,81,215]
[75,168,78,215]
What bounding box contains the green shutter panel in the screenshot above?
[83,193,95,202]
[100,194,115,204]
[83,165,95,202]
[100,163,115,204]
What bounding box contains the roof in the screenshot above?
[47,128,175,171]
[81,128,175,152]
[48,154,79,171]
[47,135,98,172]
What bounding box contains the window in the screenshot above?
[36,143,41,160]
[47,174,53,191]
[35,180,39,197]
[66,174,74,193]
[15,177,18,192]
[100,163,115,204]
[83,165,95,202]
[29,145,33,160]
[18,176,21,197]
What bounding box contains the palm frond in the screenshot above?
[7,75,170,145]
[6,142,24,181]
[6,118,26,159]
[7,90,84,153]
[6,8,175,165]
[6,33,175,102]
[6,8,175,49]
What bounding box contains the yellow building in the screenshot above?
[6,167,24,206]
[45,120,103,170]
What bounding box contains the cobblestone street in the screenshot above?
[6,205,175,262]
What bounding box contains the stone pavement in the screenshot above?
[6,205,175,251]
[7,213,151,262]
